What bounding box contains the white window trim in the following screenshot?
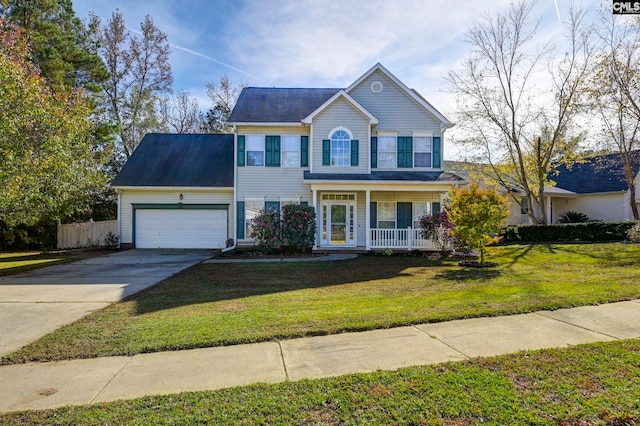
[245,134,265,167]
[377,131,398,169]
[281,135,301,168]
[377,201,397,229]
[413,135,433,169]
[329,127,352,167]
[412,201,431,228]
[243,197,264,240]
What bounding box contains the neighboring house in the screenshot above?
[112,63,465,250]
[446,150,640,225]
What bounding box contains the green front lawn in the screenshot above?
[2,339,639,424]
[3,242,639,364]
[0,251,76,277]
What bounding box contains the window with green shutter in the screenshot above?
[433,136,441,168]
[265,201,280,213]
[300,136,309,167]
[397,137,413,168]
[236,201,245,239]
[371,137,377,168]
[350,140,359,166]
[432,202,441,216]
[322,139,330,166]
[370,202,377,229]
[237,135,245,167]
[265,135,281,167]
[397,202,412,229]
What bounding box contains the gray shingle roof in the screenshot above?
[111,133,233,187]
[228,87,340,123]
[553,151,640,194]
[304,171,465,182]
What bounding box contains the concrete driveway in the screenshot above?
[0,249,214,357]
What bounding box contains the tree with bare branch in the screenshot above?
[159,90,204,134]
[447,1,593,224]
[590,13,640,220]
[93,10,173,162]
[201,75,245,133]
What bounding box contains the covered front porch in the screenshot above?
[306,179,461,251]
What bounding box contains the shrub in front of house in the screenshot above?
[251,205,317,254]
[250,209,282,253]
[281,204,316,253]
[503,221,635,242]
[627,221,640,243]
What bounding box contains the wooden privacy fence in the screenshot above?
[57,219,118,249]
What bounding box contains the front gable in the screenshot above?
[347,64,450,133]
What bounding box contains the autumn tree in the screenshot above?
[590,13,640,219]
[0,0,107,90]
[0,19,105,226]
[447,1,593,224]
[201,75,245,133]
[160,90,204,133]
[93,10,173,162]
[447,184,509,265]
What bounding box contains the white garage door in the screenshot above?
[136,209,227,249]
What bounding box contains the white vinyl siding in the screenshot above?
[136,209,227,249]
[312,97,370,173]
[281,135,300,167]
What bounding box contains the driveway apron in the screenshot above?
[0,249,213,357]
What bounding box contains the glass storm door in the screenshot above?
[330,204,347,244]
[322,202,355,246]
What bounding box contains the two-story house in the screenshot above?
[112,63,466,250]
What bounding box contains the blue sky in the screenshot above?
[72,0,600,158]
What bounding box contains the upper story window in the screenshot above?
[331,130,350,166]
[281,135,300,167]
[414,136,432,168]
[246,135,264,166]
[378,135,397,168]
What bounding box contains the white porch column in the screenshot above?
[312,189,318,248]
[365,189,371,250]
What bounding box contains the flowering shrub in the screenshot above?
[251,204,317,253]
[419,210,456,253]
[250,209,282,253]
[281,204,316,252]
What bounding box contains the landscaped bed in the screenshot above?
[1,339,639,424]
[3,242,639,364]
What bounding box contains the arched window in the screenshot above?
[331,129,350,166]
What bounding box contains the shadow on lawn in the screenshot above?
[132,256,451,315]
[433,268,503,282]
[0,253,75,276]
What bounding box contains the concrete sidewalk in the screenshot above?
[1,299,638,413]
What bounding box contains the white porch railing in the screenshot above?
[370,228,438,250]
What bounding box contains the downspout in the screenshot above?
[226,125,238,252]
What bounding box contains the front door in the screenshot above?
[321,198,356,246]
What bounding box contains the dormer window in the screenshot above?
[331,130,351,166]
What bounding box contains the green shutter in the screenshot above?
[350,140,359,166]
[433,136,441,168]
[432,202,441,217]
[398,137,412,168]
[371,137,377,168]
[300,136,309,167]
[265,135,280,167]
[265,201,280,213]
[322,139,330,166]
[237,135,245,167]
[236,201,245,239]
[397,202,412,229]
[370,202,377,229]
